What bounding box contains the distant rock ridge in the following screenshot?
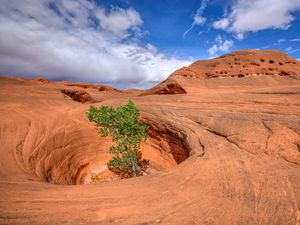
[171,49,300,79]
[60,81,122,92]
[144,49,300,95]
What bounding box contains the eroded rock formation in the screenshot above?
[61,89,95,103]
[171,49,300,79]
[142,79,187,95]
[0,50,300,225]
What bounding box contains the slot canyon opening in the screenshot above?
[38,122,190,185]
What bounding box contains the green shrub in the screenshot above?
[87,100,149,177]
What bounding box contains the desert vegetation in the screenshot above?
[87,100,149,178]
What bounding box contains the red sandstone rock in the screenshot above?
[62,81,121,92]
[61,89,94,103]
[35,77,50,83]
[171,49,300,79]
[0,50,299,225]
[142,79,187,95]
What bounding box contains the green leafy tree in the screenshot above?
[87,100,149,177]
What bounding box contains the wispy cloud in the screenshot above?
[0,0,191,89]
[285,46,293,51]
[183,0,208,38]
[278,37,300,43]
[278,38,287,43]
[287,48,300,54]
[290,38,300,42]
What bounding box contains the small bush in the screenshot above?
[87,100,149,178]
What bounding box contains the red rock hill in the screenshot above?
[172,49,300,79]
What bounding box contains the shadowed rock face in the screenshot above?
[35,77,50,83]
[61,89,95,103]
[156,83,187,95]
[141,79,187,95]
[0,50,300,225]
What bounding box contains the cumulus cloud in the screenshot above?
[96,6,143,39]
[0,0,191,89]
[212,18,230,30]
[183,0,208,38]
[212,0,300,39]
[208,35,234,56]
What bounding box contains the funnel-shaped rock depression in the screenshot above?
[0,78,191,185]
[37,120,191,184]
[6,115,190,185]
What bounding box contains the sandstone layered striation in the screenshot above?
[0,50,300,224]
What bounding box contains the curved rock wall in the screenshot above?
[0,57,300,224]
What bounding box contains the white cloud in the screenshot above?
[0,0,191,89]
[194,16,207,25]
[278,38,287,43]
[290,38,300,42]
[212,0,300,39]
[212,18,230,30]
[183,0,208,38]
[278,38,300,43]
[145,43,157,54]
[208,35,234,55]
[207,45,218,55]
[96,6,143,39]
[287,48,300,54]
[234,33,245,40]
[285,46,293,51]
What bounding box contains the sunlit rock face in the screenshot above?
[0,50,300,225]
[171,50,300,79]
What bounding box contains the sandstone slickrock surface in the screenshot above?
[0,50,300,225]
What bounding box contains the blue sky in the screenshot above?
[0,0,300,89]
[103,0,300,60]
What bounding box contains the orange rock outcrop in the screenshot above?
[0,50,299,224]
